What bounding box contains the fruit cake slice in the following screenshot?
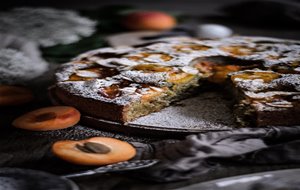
[54,64,200,122]
[229,70,300,126]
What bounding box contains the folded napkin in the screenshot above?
[133,126,300,182]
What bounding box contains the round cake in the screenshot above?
[52,36,300,127]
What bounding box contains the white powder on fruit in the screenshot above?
[120,71,169,86]
[57,79,142,106]
[58,36,300,90]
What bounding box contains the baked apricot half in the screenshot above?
[52,137,136,165]
[12,106,80,131]
[231,71,280,83]
[0,85,34,106]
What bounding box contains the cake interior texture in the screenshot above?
[53,36,300,126]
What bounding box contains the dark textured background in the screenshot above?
[1,0,299,40]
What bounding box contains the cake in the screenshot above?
[230,70,300,127]
[52,36,300,127]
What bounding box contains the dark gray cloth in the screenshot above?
[1,125,300,184]
[133,126,300,182]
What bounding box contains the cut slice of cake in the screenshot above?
[54,60,200,122]
[229,70,300,126]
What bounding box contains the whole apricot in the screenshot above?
[122,11,176,31]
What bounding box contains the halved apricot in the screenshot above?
[68,66,119,82]
[174,44,211,52]
[231,71,280,83]
[132,64,173,72]
[220,45,257,56]
[52,137,136,165]
[12,106,80,131]
[167,72,196,84]
[208,65,242,83]
[0,85,34,106]
[127,52,173,62]
[99,84,122,99]
[140,86,168,102]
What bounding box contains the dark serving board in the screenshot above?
[50,87,236,138]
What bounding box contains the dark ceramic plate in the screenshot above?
[174,168,300,190]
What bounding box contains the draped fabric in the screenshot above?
[133,126,300,182]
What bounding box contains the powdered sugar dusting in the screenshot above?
[57,78,143,106]
[55,36,300,125]
[232,70,300,93]
[73,46,134,61]
[235,79,270,92]
[231,69,300,112]
[245,91,300,99]
[130,92,236,130]
[271,74,300,91]
[55,62,91,82]
[57,36,300,88]
[243,91,299,111]
[120,70,169,86]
